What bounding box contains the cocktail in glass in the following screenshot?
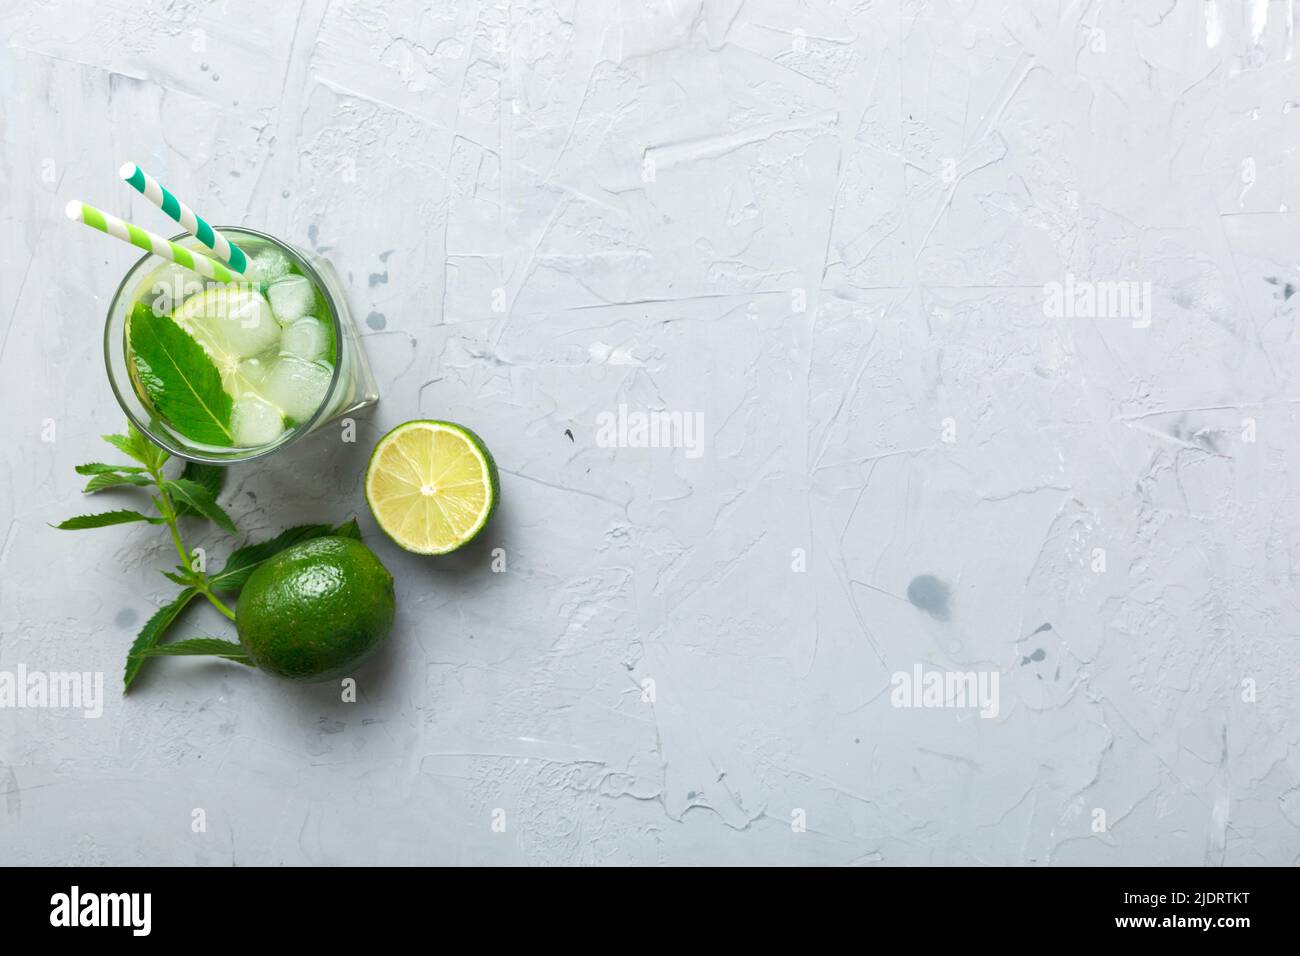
[104,227,378,464]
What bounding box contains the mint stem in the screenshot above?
[203,590,237,621]
[148,461,237,622]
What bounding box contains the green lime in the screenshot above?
[236,536,396,681]
[365,420,499,555]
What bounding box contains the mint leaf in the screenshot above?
[181,462,224,496]
[102,432,148,464]
[161,568,194,587]
[174,462,226,519]
[164,478,236,533]
[128,303,233,447]
[82,472,154,493]
[76,462,146,475]
[102,422,168,469]
[133,638,253,665]
[209,523,334,592]
[124,589,198,691]
[333,517,361,540]
[55,510,163,530]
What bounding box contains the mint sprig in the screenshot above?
[55,423,361,691]
[56,423,240,690]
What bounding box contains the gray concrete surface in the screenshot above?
[2,0,1300,865]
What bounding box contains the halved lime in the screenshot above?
[365,420,499,555]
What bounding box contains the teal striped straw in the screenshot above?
[119,162,248,274]
[65,200,237,283]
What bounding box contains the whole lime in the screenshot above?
[236,536,396,681]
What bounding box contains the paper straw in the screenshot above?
[119,162,248,274]
[64,200,237,284]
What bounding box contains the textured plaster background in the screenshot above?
[3,0,1300,866]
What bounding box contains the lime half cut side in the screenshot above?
[365,420,499,555]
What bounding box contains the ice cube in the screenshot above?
[267,275,315,324]
[261,356,333,421]
[281,317,328,362]
[239,356,272,385]
[175,287,280,358]
[231,394,285,447]
[246,248,291,288]
[217,289,280,357]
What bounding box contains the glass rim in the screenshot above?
[103,226,344,465]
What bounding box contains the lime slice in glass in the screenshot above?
[173,286,281,396]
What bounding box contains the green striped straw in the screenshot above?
[119,162,248,274]
[65,200,237,283]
